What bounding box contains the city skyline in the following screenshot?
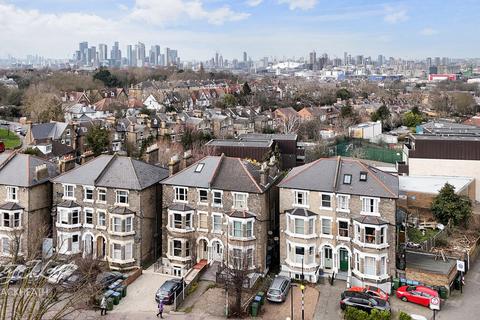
[1,0,479,61]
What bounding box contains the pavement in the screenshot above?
[437,257,480,320]
[261,285,319,320]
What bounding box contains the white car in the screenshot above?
[47,264,78,284]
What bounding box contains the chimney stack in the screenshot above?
[260,162,270,186]
[59,156,76,173]
[34,164,49,181]
[181,150,193,170]
[168,155,181,176]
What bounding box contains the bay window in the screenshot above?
[110,215,134,234]
[56,208,81,227]
[168,211,193,232]
[294,218,304,234]
[364,256,376,276]
[110,242,133,262]
[1,211,21,228]
[229,219,255,239]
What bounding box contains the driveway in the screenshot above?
[262,285,319,320]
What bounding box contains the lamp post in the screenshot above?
[300,284,305,320]
[290,283,297,320]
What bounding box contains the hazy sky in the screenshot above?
[1,0,478,61]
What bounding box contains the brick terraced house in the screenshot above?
[278,157,399,293]
[51,155,168,270]
[160,154,280,278]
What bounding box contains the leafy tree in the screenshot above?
[93,67,121,87]
[371,104,391,123]
[222,94,237,108]
[336,88,352,101]
[402,111,423,128]
[431,183,472,226]
[242,82,252,96]
[86,125,110,156]
[23,84,63,123]
[341,104,355,119]
[399,312,412,320]
[411,106,421,115]
[344,307,390,320]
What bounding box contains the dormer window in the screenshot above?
[343,174,352,185]
[360,172,368,181]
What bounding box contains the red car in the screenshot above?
[346,286,389,301]
[396,286,439,308]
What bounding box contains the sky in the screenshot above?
[0,0,478,61]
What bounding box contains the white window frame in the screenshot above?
[83,186,94,203]
[109,240,135,264]
[83,208,94,228]
[336,194,350,213]
[109,214,135,236]
[212,190,223,208]
[167,238,192,262]
[228,217,255,240]
[197,211,208,232]
[56,208,82,228]
[232,192,249,210]
[285,240,317,269]
[361,197,380,216]
[352,222,389,249]
[6,186,18,202]
[115,190,129,206]
[212,213,223,234]
[0,210,22,230]
[227,244,256,270]
[97,188,107,203]
[57,231,81,255]
[352,249,390,281]
[97,210,107,229]
[285,213,316,239]
[337,218,350,240]
[0,237,10,256]
[62,184,76,200]
[167,210,194,233]
[174,186,188,203]
[197,189,208,205]
[320,216,333,239]
[293,190,309,208]
[320,193,333,210]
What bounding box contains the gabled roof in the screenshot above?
[278,157,398,199]
[0,152,58,187]
[52,155,168,191]
[30,122,68,141]
[162,155,276,193]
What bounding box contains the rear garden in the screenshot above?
[0,127,21,149]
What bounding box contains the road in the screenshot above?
[438,257,480,319]
[0,119,26,148]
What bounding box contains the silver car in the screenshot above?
[267,276,291,302]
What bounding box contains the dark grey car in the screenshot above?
[266,276,291,302]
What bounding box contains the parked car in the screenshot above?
[96,271,125,290]
[343,286,389,301]
[155,279,185,304]
[9,265,28,284]
[340,296,391,313]
[26,260,44,283]
[266,276,291,302]
[396,285,439,308]
[0,265,17,284]
[47,264,78,284]
[14,127,25,136]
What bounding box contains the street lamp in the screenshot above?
[300,284,305,320]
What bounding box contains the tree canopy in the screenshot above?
[86,125,110,156]
[93,67,121,87]
[336,88,352,101]
[431,183,472,226]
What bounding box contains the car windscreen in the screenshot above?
[268,289,281,295]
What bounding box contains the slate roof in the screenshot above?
[66,103,95,114]
[111,206,135,214]
[227,210,256,219]
[162,155,277,193]
[0,202,24,210]
[168,203,194,211]
[278,157,398,199]
[57,200,80,208]
[52,155,169,191]
[286,208,317,217]
[353,215,389,225]
[30,122,68,141]
[0,152,58,187]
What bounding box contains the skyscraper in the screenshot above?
[344,52,348,66]
[127,45,134,66]
[79,41,88,64]
[243,51,247,63]
[215,52,219,67]
[136,42,146,67]
[309,51,317,65]
[110,41,121,65]
[98,44,108,61]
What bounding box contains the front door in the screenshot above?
[211,241,223,262]
[324,247,333,269]
[339,248,349,272]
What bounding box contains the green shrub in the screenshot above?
[344,307,391,320]
[398,311,412,320]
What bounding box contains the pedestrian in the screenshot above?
[156,300,164,318]
[100,296,108,316]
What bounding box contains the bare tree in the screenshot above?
[279,115,300,134]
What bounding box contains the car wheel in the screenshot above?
[401,296,408,302]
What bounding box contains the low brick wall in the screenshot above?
[123,267,142,286]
